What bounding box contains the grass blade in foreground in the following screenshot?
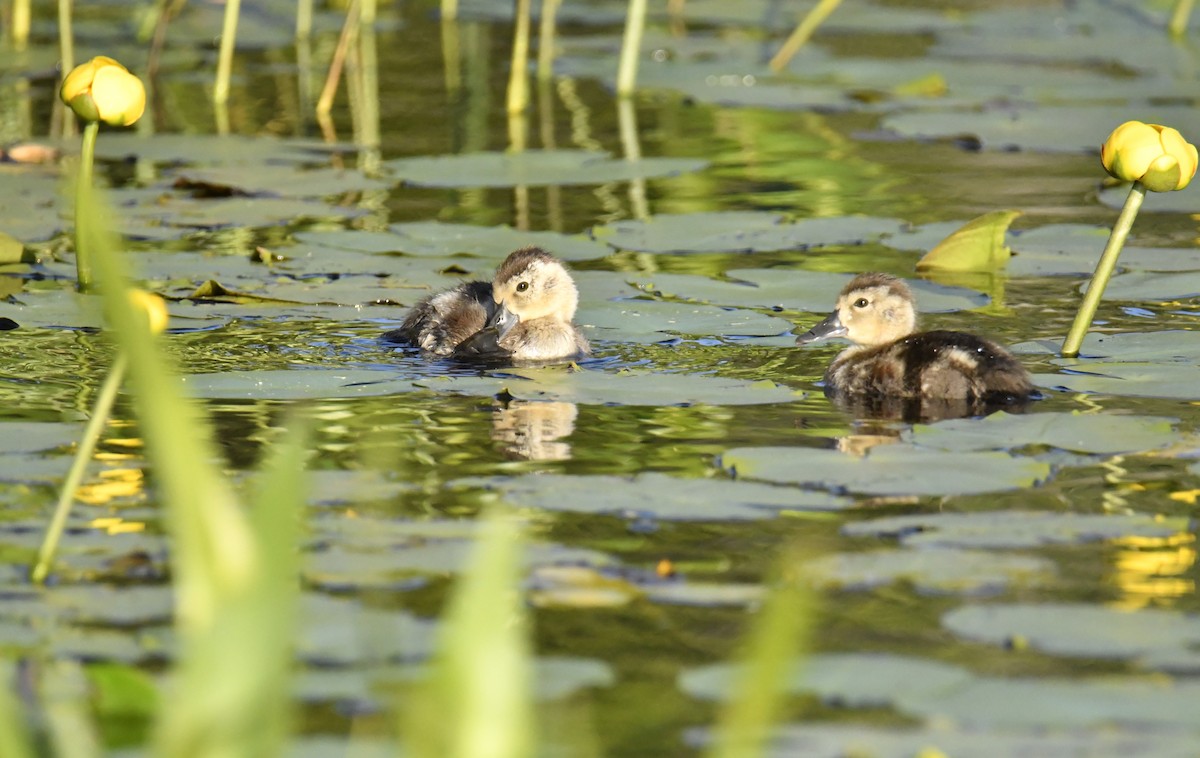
[403,510,533,758]
[706,554,813,758]
[79,184,305,758]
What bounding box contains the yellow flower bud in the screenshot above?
[60,56,146,127]
[127,290,170,335]
[1100,121,1198,192]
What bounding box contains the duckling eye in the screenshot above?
[515,281,529,293]
[853,297,869,308]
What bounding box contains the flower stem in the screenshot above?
[1061,182,1146,357]
[74,120,99,293]
[32,353,127,585]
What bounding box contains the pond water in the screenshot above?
[2,0,1200,754]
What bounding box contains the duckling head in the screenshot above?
[796,272,917,348]
[486,247,580,339]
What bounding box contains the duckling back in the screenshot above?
[826,330,1034,402]
[382,281,494,355]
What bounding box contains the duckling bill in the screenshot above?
[797,272,1034,404]
[383,246,590,363]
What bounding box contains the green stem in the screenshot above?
[1061,182,1146,358]
[769,0,842,72]
[213,0,241,105]
[74,120,99,293]
[506,0,532,115]
[32,354,127,585]
[616,0,647,96]
[1169,0,1194,37]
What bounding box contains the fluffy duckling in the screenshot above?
[384,247,590,362]
[796,272,1034,404]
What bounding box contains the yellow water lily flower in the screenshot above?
[1100,121,1198,192]
[60,56,146,127]
[127,289,169,335]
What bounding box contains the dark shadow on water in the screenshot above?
[825,387,1041,424]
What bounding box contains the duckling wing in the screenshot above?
[382,281,494,355]
[900,331,1034,400]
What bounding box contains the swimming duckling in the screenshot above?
[796,272,1034,404]
[383,246,590,363]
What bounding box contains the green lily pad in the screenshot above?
[941,603,1200,663]
[641,582,766,607]
[94,133,339,166]
[841,511,1189,549]
[297,594,437,666]
[384,150,706,188]
[884,105,1200,152]
[909,411,1179,454]
[1013,331,1200,362]
[1008,224,1200,276]
[916,210,1020,272]
[175,165,391,199]
[306,470,417,506]
[721,445,1049,496]
[1034,362,1200,399]
[577,299,792,343]
[0,422,80,454]
[679,653,972,707]
[592,212,906,254]
[805,548,1053,595]
[180,369,419,399]
[623,269,986,313]
[388,221,615,262]
[1100,182,1200,214]
[414,368,802,406]
[1083,271,1200,302]
[725,723,1193,758]
[463,472,851,520]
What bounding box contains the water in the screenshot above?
[1,0,1199,753]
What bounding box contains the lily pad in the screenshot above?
[624,269,986,313]
[388,221,613,262]
[909,411,1179,454]
[577,299,792,343]
[721,445,1049,496]
[805,548,1053,595]
[0,422,80,454]
[941,603,1200,663]
[1008,224,1200,277]
[384,150,706,188]
[174,165,391,199]
[1034,362,1200,400]
[592,212,906,254]
[1013,331,1200,362]
[916,210,1020,272]
[1083,271,1200,302]
[413,367,801,406]
[463,472,851,520]
[296,594,437,666]
[841,511,1189,550]
[180,369,419,399]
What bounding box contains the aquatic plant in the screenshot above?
[60,56,145,292]
[1062,121,1198,357]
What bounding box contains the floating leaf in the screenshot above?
[385,150,706,188]
[414,368,802,406]
[805,548,1053,595]
[1013,331,1200,362]
[721,445,1049,496]
[1034,362,1200,400]
[577,299,792,343]
[916,210,1020,272]
[841,511,1188,549]
[180,370,419,400]
[941,603,1200,663]
[592,212,906,254]
[909,411,1179,454]
[462,472,852,520]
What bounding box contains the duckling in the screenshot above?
[796,272,1034,404]
[383,246,590,362]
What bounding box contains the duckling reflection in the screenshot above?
[796,272,1034,421]
[492,398,577,461]
[383,247,590,363]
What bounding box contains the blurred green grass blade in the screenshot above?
[404,510,533,758]
[707,555,813,758]
[0,662,35,758]
[79,182,306,758]
[43,661,101,758]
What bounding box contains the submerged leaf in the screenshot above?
[917,210,1021,272]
